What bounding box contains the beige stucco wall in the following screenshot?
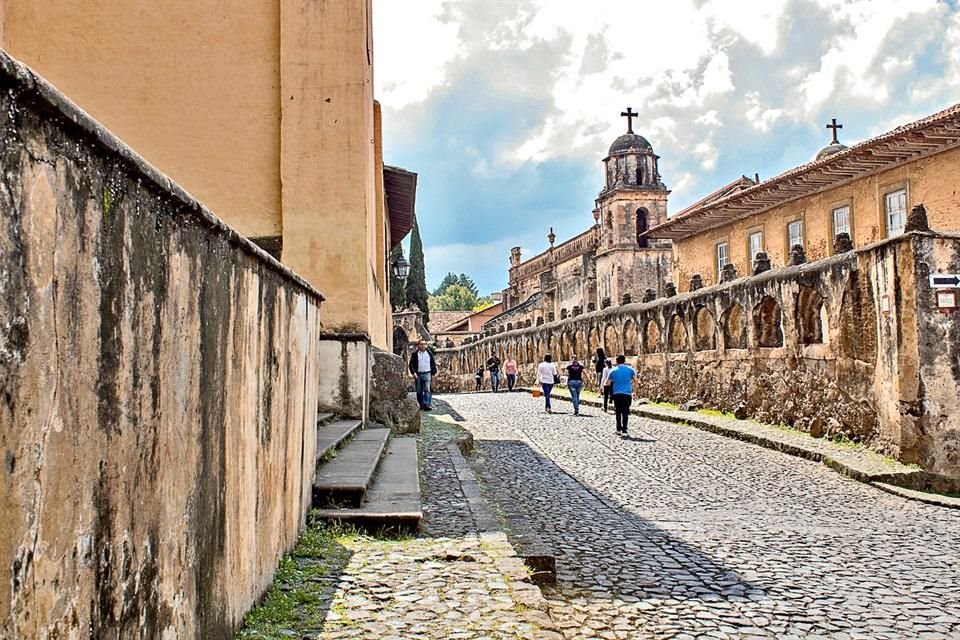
[2,0,283,240]
[280,0,389,347]
[0,55,323,638]
[673,146,960,291]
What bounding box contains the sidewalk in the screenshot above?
[520,386,960,510]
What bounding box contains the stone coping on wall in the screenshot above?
[516,387,960,506]
[0,49,325,303]
[442,229,948,352]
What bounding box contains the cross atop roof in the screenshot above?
[826,118,843,144]
[621,107,637,134]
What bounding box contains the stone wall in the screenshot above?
[440,232,960,478]
[0,54,323,638]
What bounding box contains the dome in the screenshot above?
[609,133,653,156]
[816,142,848,161]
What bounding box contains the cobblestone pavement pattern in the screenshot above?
[441,392,960,640]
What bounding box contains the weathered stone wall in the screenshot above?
[440,232,960,478]
[0,54,323,638]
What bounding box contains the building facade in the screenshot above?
[645,105,960,292]
[0,0,414,349]
[490,115,674,332]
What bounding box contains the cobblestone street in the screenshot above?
[439,392,960,640]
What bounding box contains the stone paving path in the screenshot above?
[441,392,960,640]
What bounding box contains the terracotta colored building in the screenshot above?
[0,0,414,349]
[646,105,960,291]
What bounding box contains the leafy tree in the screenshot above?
[457,273,479,297]
[429,284,479,311]
[472,295,494,311]
[405,217,429,324]
[388,244,407,311]
[433,272,460,297]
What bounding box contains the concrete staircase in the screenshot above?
[311,412,422,533]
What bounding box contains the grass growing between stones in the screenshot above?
[235,519,358,639]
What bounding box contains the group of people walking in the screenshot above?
[536,348,637,436]
[410,338,636,435]
[474,353,518,393]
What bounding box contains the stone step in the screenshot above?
[316,412,337,427]
[316,419,363,463]
[312,427,390,508]
[313,437,422,534]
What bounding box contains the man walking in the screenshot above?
[408,339,436,411]
[606,354,636,436]
[486,352,502,393]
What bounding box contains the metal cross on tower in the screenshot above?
[826,118,843,144]
[621,107,638,134]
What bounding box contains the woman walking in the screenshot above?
[599,358,613,412]
[566,357,586,416]
[594,348,607,386]
[536,354,559,413]
[504,356,518,392]
[474,366,484,392]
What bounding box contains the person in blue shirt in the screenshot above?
[605,354,636,435]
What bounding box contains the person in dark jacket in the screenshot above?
[594,348,606,386]
[408,340,437,410]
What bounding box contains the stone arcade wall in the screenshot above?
[439,232,960,478]
[0,54,323,638]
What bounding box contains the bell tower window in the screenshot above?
[636,208,649,248]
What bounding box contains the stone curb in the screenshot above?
[520,387,960,510]
[444,445,561,636]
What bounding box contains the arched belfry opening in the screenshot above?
[636,208,649,248]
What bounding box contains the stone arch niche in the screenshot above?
[643,319,661,353]
[796,286,826,344]
[722,304,747,349]
[574,329,586,360]
[622,318,639,356]
[604,324,621,355]
[667,313,688,352]
[392,326,409,356]
[838,270,878,363]
[588,327,601,354]
[753,296,784,347]
[693,306,717,351]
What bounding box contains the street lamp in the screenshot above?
[392,253,410,281]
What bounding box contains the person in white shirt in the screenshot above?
[407,340,436,411]
[536,354,559,413]
[599,359,613,413]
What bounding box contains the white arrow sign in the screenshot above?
[930,274,960,288]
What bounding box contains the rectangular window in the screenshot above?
[885,189,906,237]
[832,205,851,239]
[748,231,763,264]
[716,241,729,278]
[787,220,803,249]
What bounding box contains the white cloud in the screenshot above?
[373,0,462,108]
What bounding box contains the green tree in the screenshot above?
[405,217,429,324]
[457,273,479,297]
[472,295,494,311]
[428,284,479,311]
[433,272,460,297]
[388,244,407,311]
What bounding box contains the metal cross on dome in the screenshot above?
[621,107,638,134]
[826,118,843,144]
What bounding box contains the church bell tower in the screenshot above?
[593,108,672,306]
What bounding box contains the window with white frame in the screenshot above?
[885,189,906,237]
[716,241,729,278]
[832,205,851,239]
[787,220,803,249]
[749,231,763,264]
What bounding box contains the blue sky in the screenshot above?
[373,0,960,295]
